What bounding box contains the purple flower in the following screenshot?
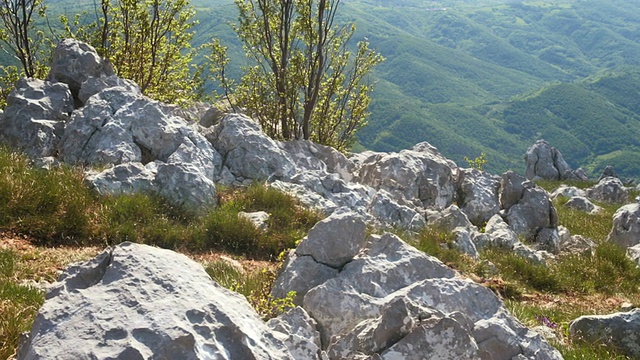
[536,315,558,329]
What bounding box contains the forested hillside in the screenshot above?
[19,0,640,177]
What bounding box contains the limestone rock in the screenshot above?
[569,309,640,358]
[587,177,629,204]
[524,140,584,181]
[296,210,367,268]
[18,242,293,360]
[85,162,157,195]
[271,251,339,306]
[78,75,140,104]
[626,244,640,265]
[268,307,325,360]
[608,203,640,248]
[368,190,426,230]
[550,185,586,200]
[281,140,355,182]
[564,196,601,214]
[238,211,270,230]
[356,142,456,210]
[456,168,501,226]
[0,78,73,157]
[48,38,115,100]
[206,114,296,181]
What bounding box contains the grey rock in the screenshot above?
[598,165,618,181]
[271,251,339,306]
[206,114,296,181]
[48,38,114,100]
[426,204,476,233]
[505,186,557,240]
[456,168,501,226]
[78,75,140,104]
[564,196,601,214]
[296,210,367,268]
[239,211,270,231]
[18,242,293,360]
[626,244,640,265]
[0,78,73,157]
[483,214,519,249]
[85,162,156,195]
[587,177,629,204]
[608,203,640,248]
[270,180,340,215]
[550,185,586,200]
[199,106,226,127]
[356,142,456,210]
[302,233,455,344]
[569,309,640,358]
[451,227,480,258]
[368,190,426,230]
[281,140,355,182]
[535,227,560,254]
[268,307,325,360]
[500,171,528,211]
[155,162,218,210]
[524,139,574,181]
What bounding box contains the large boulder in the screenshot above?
[524,140,586,181]
[0,78,73,157]
[280,140,355,182]
[564,196,601,214]
[500,172,558,240]
[48,38,115,101]
[456,168,501,226]
[18,242,293,360]
[206,114,296,181]
[586,177,629,204]
[267,307,326,360]
[569,309,640,358]
[355,142,456,210]
[608,203,640,248]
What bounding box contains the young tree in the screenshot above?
[65,0,200,104]
[230,0,383,151]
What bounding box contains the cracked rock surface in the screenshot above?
[18,242,293,360]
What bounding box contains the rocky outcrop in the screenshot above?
[456,168,501,226]
[524,140,587,181]
[0,78,73,157]
[586,177,629,204]
[273,211,562,359]
[48,38,115,103]
[569,309,640,358]
[564,196,601,214]
[500,171,558,243]
[608,203,640,248]
[355,142,457,210]
[18,242,294,360]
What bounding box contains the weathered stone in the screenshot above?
[296,210,367,268]
[535,227,560,254]
[85,162,156,195]
[271,251,339,306]
[456,168,501,226]
[560,234,596,256]
[500,171,528,210]
[0,78,73,157]
[564,196,601,214]
[302,233,455,345]
[505,186,557,240]
[587,177,629,204]
[524,139,573,181]
[239,211,270,230]
[426,205,476,233]
[626,244,640,265]
[281,140,355,182]
[268,307,325,360]
[451,227,479,258]
[608,203,640,248]
[48,38,114,100]
[368,190,426,230]
[18,242,293,360]
[78,75,140,104]
[569,309,640,358]
[206,114,296,181]
[356,142,456,210]
[598,165,618,181]
[270,180,340,215]
[483,214,519,249]
[550,185,586,200]
[155,162,217,210]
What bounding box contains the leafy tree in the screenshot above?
[0,0,52,107]
[63,0,200,104]
[224,0,383,151]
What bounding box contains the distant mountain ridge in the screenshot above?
[38,0,640,178]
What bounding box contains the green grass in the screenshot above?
[0,147,322,259]
[205,259,295,320]
[0,248,45,360]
